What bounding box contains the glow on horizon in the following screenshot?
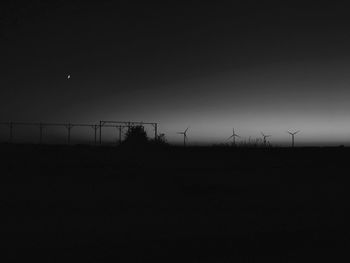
[57,59,350,146]
[2,56,350,146]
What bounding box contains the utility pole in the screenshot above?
[92,125,99,145]
[9,122,13,143]
[99,121,102,145]
[119,126,122,144]
[39,123,44,144]
[66,123,73,144]
[154,123,158,140]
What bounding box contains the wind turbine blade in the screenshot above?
[261,132,265,137]
[185,127,189,133]
[227,135,233,140]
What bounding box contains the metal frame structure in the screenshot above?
[0,122,103,144]
[0,120,158,145]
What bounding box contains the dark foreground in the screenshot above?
[1,144,348,262]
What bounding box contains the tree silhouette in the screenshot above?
[123,125,149,146]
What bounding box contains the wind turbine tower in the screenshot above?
[228,128,240,146]
[287,130,300,148]
[177,127,189,147]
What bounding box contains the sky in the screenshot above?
[1,1,350,145]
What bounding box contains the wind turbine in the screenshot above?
[287,130,300,147]
[177,127,189,146]
[261,132,271,147]
[227,128,240,146]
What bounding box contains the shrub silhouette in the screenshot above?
[123,125,149,146]
[155,133,167,144]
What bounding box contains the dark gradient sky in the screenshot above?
[2,1,350,145]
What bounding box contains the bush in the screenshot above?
[155,133,167,144]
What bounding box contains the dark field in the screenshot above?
[1,144,348,262]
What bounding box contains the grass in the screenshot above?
[1,143,348,262]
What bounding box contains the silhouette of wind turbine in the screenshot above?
[261,132,271,146]
[177,127,189,146]
[227,128,240,146]
[287,130,300,147]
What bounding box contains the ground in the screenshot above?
[1,144,347,262]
